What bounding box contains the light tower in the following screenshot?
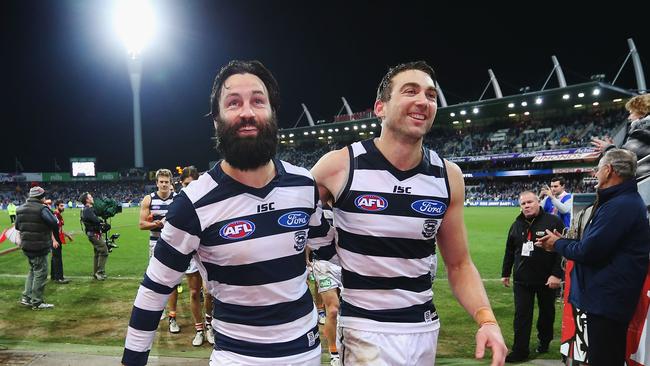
[115,0,155,168]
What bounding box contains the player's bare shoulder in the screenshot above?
[311,146,350,202]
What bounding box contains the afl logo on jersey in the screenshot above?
[151,205,161,210]
[219,220,255,240]
[278,211,310,228]
[354,194,388,212]
[411,200,447,217]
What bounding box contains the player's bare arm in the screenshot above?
[311,147,350,206]
[436,159,507,366]
[138,195,162,230]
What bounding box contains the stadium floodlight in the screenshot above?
[507,103,515,108]
[593,102,600,106]
[574,104,583,108]
[281,134,285,138]
[562,94,570,100]
[452,120,459,124]
[371,123,376,128]
[521,101,528,107]
[344,127,349,131]
[327,129,333,133]
[311,131,316,135]
[592,88,601,96]
[289,140,294,143]
[578,92,585,98]
[460,110,467,115]
[508,113,517,117]
[472,107,479,114]
[361,124,367,129]
[613,98,623,102]
[114,0,156,168]
[303,132,309,136]
[334,128,339,132]
[114,0,155,58]
[524,111,530,116]
[535,97,543,105]
[450,112,456,117]
[353,126,358,130]
[289,133,294,137]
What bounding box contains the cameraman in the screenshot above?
[80,192,109,281]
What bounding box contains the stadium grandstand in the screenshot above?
[0,81,639,209]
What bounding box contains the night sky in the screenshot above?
[2,1,647,172]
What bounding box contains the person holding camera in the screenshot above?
[80,192,109,281]
[539,176,573,229]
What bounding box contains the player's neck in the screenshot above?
[374,134,423,171]
[222,159,276,189]
[157,190,171,199]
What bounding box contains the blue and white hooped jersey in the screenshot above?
[148,191,175,241]
[334,139,450,334]
[123,159,332,366]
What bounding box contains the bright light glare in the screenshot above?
[115,0,155,57]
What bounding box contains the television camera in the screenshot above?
[93,198,122,252]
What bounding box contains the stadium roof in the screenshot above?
[279,81,636,145]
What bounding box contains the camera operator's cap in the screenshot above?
[28,186,45,198]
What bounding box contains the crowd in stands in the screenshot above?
[465,176,596,202]
[1,181,147,207]
[2,110,623,207]
[424,109,626,157]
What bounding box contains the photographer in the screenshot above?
[80,192,109,281]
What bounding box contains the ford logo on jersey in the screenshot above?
[219,220,255,240]
[411,200,447,216]
[278,211,310,228]
[354,194,388,212]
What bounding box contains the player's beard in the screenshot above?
[214,113,278,171]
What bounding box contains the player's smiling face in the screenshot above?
[374,69,437,140]
[217,73,273,136]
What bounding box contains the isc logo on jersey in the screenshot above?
[411,199,447,217]
[219,220,256,240]
[354,194,388,212]
[277,211,309,228]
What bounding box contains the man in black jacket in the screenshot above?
[80,192,109,280]
[15,186,62,309]
[501,191,565,362]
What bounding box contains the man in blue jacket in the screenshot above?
[537,148,650,366]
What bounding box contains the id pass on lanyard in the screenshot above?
[522,230,534,257]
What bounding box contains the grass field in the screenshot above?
[0,206,565,364]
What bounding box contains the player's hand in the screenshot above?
[53,241,60,249]
[500,277,510,288]
[153,220,164,228]
[476,323,507,366]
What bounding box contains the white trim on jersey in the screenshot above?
[145,256,185,287]
[334,208,441,241]
[351,141,367,157]
[343,288,434,311]
[281,161,313,179]
[160,222,200,255]
[125,327,156,352]
[210,271,309,307]
[337,247,431,278]
[198,232,311,266]
[351,169,449,197]
[133,286,168,311]
[428,149,444,167]
[214,310,317,344]
[194,186,315,231]
[184,175,219,204]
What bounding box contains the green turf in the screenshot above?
[0,206,565,363]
